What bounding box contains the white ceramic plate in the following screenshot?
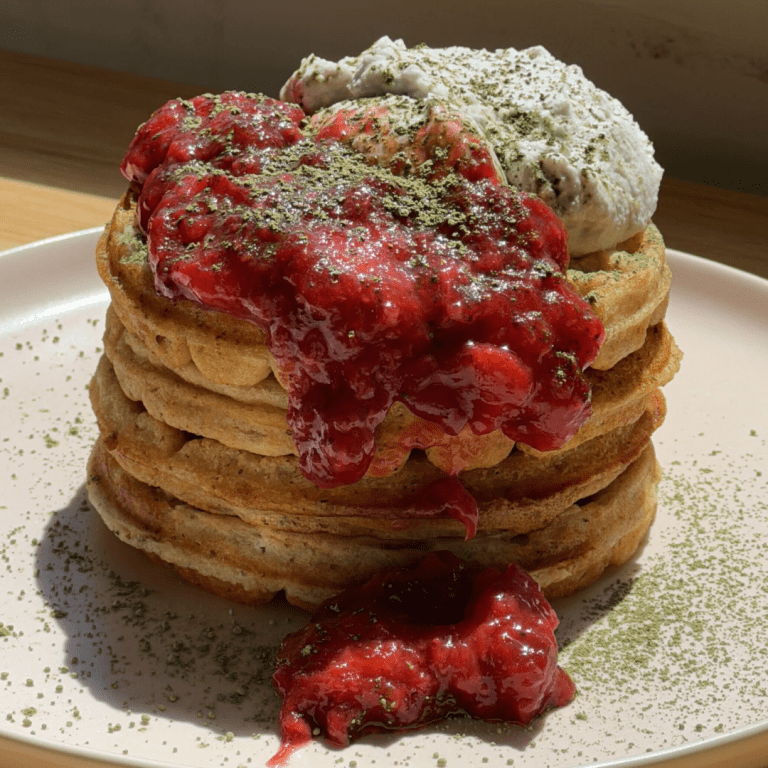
[1,230,767,768]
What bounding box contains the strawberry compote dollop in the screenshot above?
[268,551,575,764]
[121,91,604,490]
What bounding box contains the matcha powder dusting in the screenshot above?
[556,439,768,756]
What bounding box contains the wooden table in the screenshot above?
[2,47,768,768]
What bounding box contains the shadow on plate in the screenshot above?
[34,483,639,756]
[34,483,296,739]
[552,539,649,655]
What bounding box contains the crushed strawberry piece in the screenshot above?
[121,92,305,185]
[269,552,575,764]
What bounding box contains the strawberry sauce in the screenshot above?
[268,551,575,764]
[121,92,604,510]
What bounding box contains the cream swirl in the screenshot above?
[281,36,663,255]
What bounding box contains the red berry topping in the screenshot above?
[120,92,305,186]
[311,99,502,184]
[269,552,575,764]
[122,94,605,498]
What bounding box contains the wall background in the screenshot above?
[2,0,767,196]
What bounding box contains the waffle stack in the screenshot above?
[87,186,681,609]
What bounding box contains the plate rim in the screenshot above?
[0,226,105,261]
[1,229,767,768]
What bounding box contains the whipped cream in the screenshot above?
[281,37,663,255]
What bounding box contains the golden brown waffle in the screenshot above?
[90,347,666,541]
[102,304,680,474]
[568,226,671,370]
[87,437,661,609]
[87,184,681,609]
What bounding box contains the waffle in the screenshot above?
[87,429,661,609]
[87,123,680,608]
[98,191,671,388]
[88,186,680,607]
[103,302,680,474]
[89,345,667,540]
[97,190,678,470]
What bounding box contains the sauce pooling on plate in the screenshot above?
[269,551,575,764]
